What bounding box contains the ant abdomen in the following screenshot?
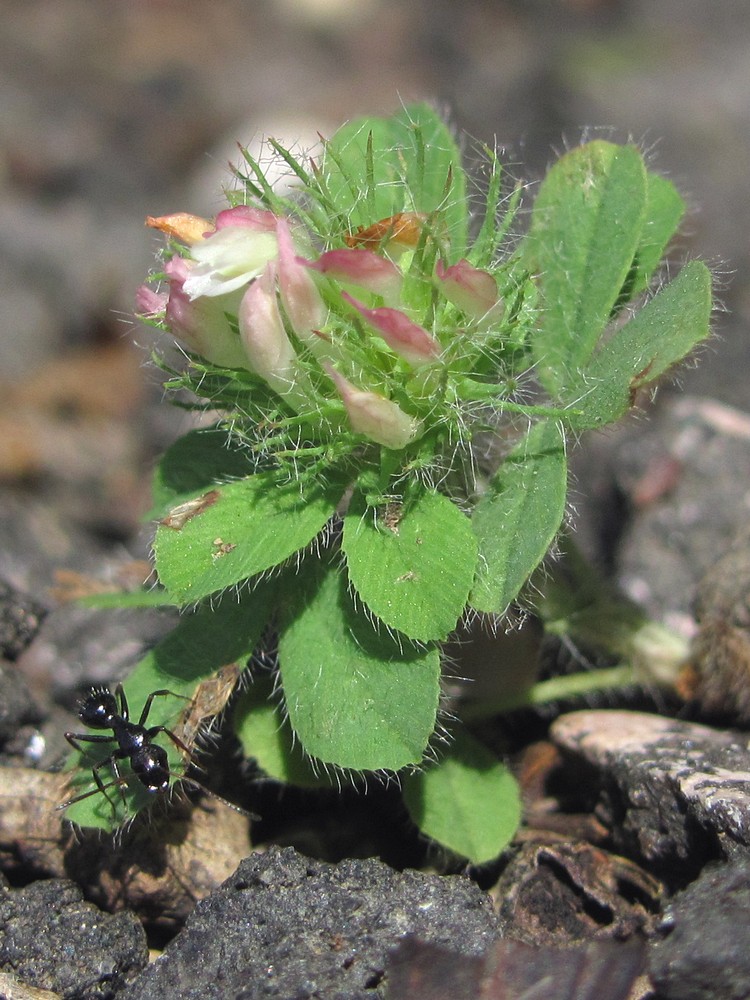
[130,745,170,794]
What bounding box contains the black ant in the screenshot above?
[59,684,192,820]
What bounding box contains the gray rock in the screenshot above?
[649,859,750,1000]
[0,660,41,748]
[0,878,148,999]
[550,710,750,871]
[121,846,500,1000]
[0,579,47,662]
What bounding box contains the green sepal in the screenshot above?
[321,103,468,255]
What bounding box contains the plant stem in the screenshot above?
[460,663,637,721]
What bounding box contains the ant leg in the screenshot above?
[147,725,191,758]
[91,757,122,820]
[138,689,191,728]
[65,732,116,752]
[58,773,130,816]
[97,750,130,809]
[114,683,129,722]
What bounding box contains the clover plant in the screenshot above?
[62,104,711,862]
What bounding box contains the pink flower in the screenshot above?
[238,263,299,397]
[160,257,250,369]
[435,259,502,322]
[276,217,326,343]
[304,248,402,304]
[341,293,440,366]
[214,206,278,232]
[135,285,167,316]
[183,212,279,299]
[324,365,419,449]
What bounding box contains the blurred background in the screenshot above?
[2,0,749,594]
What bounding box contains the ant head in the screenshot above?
[130,743,170,794]
[78,687,118,729]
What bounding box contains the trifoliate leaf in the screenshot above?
[525,141,648,394]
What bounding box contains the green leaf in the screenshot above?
[569,260,712,429]
[233,678,329,789]
[77,589,178,609]
[402,729,521,863]
[278,560,441,770]
[342,490,477,642]
[470,421,567,614]
[525,141,648,394]
[154,472,345,604]
[322,103,468,254]
[630,172,685,297]
[63,586,275,830]
[149,426,252,517]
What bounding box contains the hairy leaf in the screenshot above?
[471,420,567,614]
[233,677,328,789]
[154,472,345,603]
[569,260,712,429]
[150,426,252,517]
[278,560,441,770]
[630,171,685,297]
[343,490,477,641]
[525,141,647,394]
[402,729,521,863]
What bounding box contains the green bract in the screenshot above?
[64,105,712,864]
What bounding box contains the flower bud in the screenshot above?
[341,292,440,366]
[304,248,402,304]
[162,257,249,369]
[135,285,167,316]
[238,263,299,396]
[276,217,326,342]
[324,364,419,450]
[214,205,278,233]
[436,259,501,322]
